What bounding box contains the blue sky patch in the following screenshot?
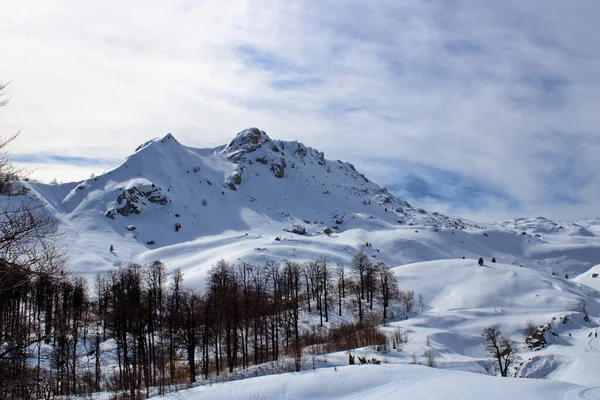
[12,154,118,166]
[235,44,300,73]
[270,77,324,90]
[373,160,519,212]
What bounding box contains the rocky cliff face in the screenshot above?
[105,184,170,218]
[222,128,327,184]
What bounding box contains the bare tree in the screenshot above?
[335,262,345,316]
[483,325,518,377]
[281,260,302,371]
[352,251,371,301]
[0,133,24,195]
[0,82,70,398]
[524,319,536,339]
[0,81,10,108]
[424,349,436,367]
[318,257,331,324]
[376,262,397,321]
[349,278,363,323]
[0,82,25,194]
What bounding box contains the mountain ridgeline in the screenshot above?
[26,128,600,286]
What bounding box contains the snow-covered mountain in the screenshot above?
[13,128,600,396]
[26,128,600,287]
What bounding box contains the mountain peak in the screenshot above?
[225,127,271,154]
[161,132,178,143]
[135,132,179,152]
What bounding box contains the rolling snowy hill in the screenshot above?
[387,260,600,385]
[162,364,593,400]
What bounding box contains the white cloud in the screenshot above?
[1,0,599,221]
[16,162,115,184]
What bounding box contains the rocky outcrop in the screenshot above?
[225,128,272,161]
[106,184,169,218]
[223,128,331,181]
[270,158,287,179]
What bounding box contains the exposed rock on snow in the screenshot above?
[110,184,169,217]
[270,157,286,178]
[224,127,271,160]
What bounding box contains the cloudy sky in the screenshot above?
[1,0,599,222]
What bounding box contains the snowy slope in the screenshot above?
[162,364,590,400]
[148,259,600,399]
[20,128,600,288]
[384,260,600,384]
[573,264,600,291]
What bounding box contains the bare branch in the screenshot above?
[0,81,11,108]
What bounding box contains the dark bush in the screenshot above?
[291,224,306,235]
[302,321,387,354]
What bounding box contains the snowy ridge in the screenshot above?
[23,128,600,289]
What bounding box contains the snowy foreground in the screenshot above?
[162,365,594,400]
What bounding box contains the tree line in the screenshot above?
[1,246,409,399]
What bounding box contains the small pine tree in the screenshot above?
[478,257,484,266]
[110,244,114,252]
[491,257,496,263]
